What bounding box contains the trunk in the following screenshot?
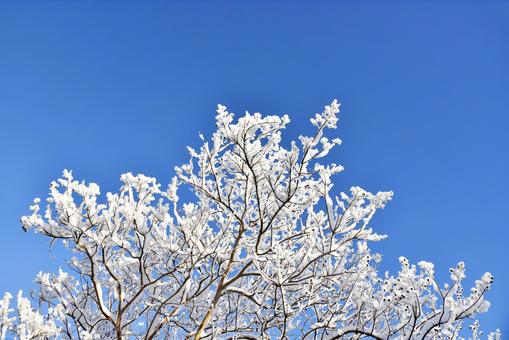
[194,226,245,339]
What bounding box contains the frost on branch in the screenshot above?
[3,100,495,339]
[0,291,60,340]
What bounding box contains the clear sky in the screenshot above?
[1,1,508,335]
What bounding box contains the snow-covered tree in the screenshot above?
[1,101,498,339]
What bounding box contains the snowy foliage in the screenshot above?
[1,101,497,339]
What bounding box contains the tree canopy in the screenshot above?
[0,101,499,339]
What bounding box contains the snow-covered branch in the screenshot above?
[0,101,496,339]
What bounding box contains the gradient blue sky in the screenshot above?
[1,1,508,334]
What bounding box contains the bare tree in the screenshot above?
[0,101,499,339]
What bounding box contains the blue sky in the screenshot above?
[1,1,508,334]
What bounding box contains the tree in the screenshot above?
[0,101,499,339]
